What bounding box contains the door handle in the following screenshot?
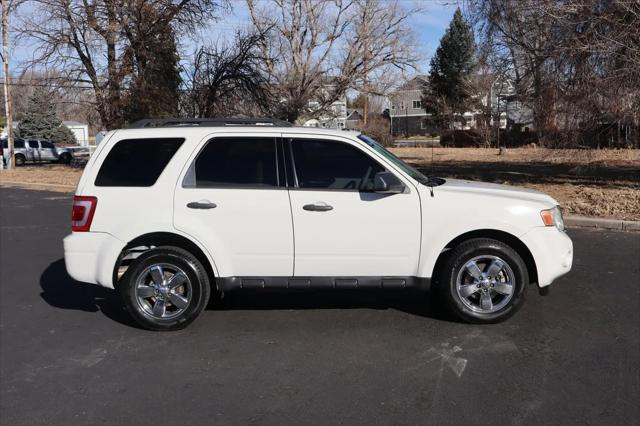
[187,200,217,209]
[303,203,333,212]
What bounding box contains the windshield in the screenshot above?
[357,134,432,185]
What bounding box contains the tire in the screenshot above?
[438,238,528,324]
[58,153,72,164]
[14,154,25,166]
[119,246,211,331]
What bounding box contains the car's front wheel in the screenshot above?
[439,238,528,323]
[119,246,211,331]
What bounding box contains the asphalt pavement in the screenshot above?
[1,188,639,425]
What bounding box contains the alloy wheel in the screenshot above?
[135,263,192,320]
[455,255,515,313]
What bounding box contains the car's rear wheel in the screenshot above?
[119,246,211,331]
[58,152,72,164]
[439,238,528,323]
[14,154,25,166]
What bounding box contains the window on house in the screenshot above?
[412,100,422,109]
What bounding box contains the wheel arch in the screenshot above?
[431,229,538,286]
[113,232,218,290]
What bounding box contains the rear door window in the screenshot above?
[190,137,278,188]
[95,138,184,187]
[28,140,39,148]
[41,141,54,149]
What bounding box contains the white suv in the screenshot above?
[63,118,573,330]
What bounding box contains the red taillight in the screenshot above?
[71,196,97,232]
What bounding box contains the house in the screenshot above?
[345,109,363,130]
[389,74,534,137]
[63,121,90,146]
[303,91,348,130]
[388,76,436,137]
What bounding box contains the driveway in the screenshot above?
[1,188,638,425]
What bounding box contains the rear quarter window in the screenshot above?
[95,138,184,187]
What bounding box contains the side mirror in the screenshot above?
[373,171,405,194]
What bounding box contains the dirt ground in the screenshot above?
[1,148,639,220]
[0,165,82,188]
[391,147,640,221]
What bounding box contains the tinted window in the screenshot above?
[1,139,6,149]
[41,141,54,149]
[95,138,184,187]
[291,139,385,190]
[194,138,277,188]
[14,140,25,148]
[28,140,39,148]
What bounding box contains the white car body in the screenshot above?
[64,126,572,296]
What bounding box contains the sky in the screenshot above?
[5,0,460,80]
[184,0,460,74]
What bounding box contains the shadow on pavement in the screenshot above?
[39,259,138,328]
[40,258,453,325]
[215,288,453,322]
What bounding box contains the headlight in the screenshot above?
[540,206,565,231]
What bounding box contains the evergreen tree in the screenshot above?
[16,88,77,144]
[125,18,182,123]
[422,8,476,128]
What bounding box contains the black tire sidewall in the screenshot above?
[119,247,210,331]
[442,239,528,323]
[15,155,25,166]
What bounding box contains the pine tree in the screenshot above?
[16,88,77,144]
[125,19,182,123]
[423,8,476,128]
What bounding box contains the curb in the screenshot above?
[565,215,640,232]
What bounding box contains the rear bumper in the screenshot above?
[520,226,573,287]
[63,232,125,289]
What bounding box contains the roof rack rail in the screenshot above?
[128,117,294,129]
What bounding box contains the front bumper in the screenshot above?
[520,226,573,287]
[63,232,125,289]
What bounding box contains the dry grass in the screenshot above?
[1,148,639,220]
[0,166,81,189]
[391,147,640,165]
[393,147,640,221]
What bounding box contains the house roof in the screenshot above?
[395,75,428,92]
[63,120,87,126]
[346,110,363,120]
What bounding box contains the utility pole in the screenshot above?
[362,1,369,127]
[2,0,14,169]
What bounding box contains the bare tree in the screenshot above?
[181,31,272,118]
[15,0,225,129]
[466,0,640,146]
[246,0,418,123]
